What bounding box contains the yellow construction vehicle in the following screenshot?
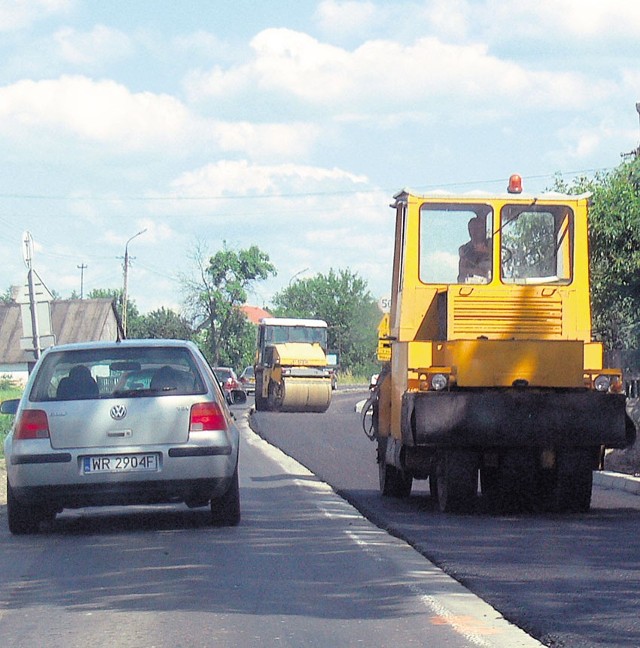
[254,317,332,413]
[365,175,636,513]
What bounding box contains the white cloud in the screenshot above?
[0,76,192,151]
[54,25,133,66]
[482,0,640,39]
[0,75,322,160]
[210,121,321,159]
[169,159,368,199]
[185,27,612,117]
[554,118,633,163]
[184,64,254,101]
[0,0,71,32]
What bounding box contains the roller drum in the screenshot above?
[280,377,331,413]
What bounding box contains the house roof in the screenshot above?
[240,304,272,325]
[0,299,123,363]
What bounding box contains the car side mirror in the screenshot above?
[230,389,247,405]
[0,399,20,415]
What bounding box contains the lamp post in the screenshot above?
[289,267,309,287]
[122,228,146,337]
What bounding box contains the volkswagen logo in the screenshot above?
[110,404,127,420]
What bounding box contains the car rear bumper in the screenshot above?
[7,444,238,509]
[11,476,233,509]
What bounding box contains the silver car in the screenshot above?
[1,339,244,534]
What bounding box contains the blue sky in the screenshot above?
[1,0,639,314]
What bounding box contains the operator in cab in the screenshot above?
[458,214,491,283]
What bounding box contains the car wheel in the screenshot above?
[210,462,241,526]
[7,478,40,535]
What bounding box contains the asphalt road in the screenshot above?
[250,389,640,648]
[0,407,541,648]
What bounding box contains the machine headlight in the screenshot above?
[431,373,448,391]
[594,374,611,392]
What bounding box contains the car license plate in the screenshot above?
[82,453,159,474]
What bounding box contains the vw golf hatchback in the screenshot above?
[2,339,242,533]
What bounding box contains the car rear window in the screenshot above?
[214,369,233,382]
[29,346,207,402]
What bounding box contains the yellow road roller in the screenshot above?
[254,317,332,413]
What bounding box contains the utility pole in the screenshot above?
[23,232,41,360]
[122,228,146,337]
[77,263,87,299]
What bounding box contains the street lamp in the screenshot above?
[122,228,146,337]
[289,267,309,287]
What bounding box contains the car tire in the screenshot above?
[210,462,241,526]
[7,479,40,535]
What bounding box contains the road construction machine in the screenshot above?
[364,175,636,513]
[254,317,332,413]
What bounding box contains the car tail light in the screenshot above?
[15,409,50,440]
[190,402,227,432]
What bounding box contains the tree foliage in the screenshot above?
[128,307,193,341]
[183,242,276,367]
[271,268,381,376]
[85,287,140,332]
[553,158,640,349]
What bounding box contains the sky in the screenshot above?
[1,0,639,315]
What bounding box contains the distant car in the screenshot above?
[1,339,245,534]
[212,367,242,397]
[239,366,255,393]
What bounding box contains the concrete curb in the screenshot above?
[593,469,640,495]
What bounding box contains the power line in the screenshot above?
[0,167,616,202]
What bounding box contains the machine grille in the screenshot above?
[451,293,563,337]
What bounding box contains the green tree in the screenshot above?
[271,268,381,376]
[553,158,640,349]
[1,287,15,303]
[183,242,276,367]
[128,307,193,340]
[86,288,141,336]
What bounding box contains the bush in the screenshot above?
[0,384,23,457]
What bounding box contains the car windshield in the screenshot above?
[264,325,328,348]
[29,346,206,401]
[214,369,234,382]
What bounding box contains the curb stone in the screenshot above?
[593,469,640,495]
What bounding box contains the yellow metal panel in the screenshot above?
[407,341,434,370]
[584,342,603,371]
[273,343,327,366]
[432,339,585,387]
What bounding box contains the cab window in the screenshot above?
[500,205,573,284]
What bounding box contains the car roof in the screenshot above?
[41,339,199,353]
